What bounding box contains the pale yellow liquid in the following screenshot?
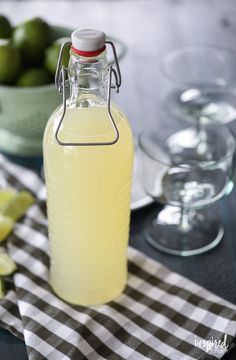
[43,105,133,305]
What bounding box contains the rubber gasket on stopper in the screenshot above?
[71,45,106,57]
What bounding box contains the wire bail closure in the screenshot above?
[54,40,121,146]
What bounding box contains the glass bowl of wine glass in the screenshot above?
[162,44,236,124]
[139,115,235,256]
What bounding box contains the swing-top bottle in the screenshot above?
[43,29,133,305]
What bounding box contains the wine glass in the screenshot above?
[162,44,236,124]
[139,115,235,256]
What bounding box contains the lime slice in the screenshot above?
[0,215,13,242]
[2,191,34,222]
[0,190,16,211]
[0,253,16,276]
[0,277,5,298]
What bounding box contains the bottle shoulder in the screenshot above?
[44,103,133,146]
[46,103,130,128]
[111,103,128,121]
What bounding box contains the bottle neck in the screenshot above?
[68,49,109,108]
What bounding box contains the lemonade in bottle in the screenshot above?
[43,29,133,305]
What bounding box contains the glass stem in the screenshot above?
[196,117,207,156]
[197,117,205,140]
[178,207,194,233]
[196,116,201,134]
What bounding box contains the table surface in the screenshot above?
[1,0,236,359]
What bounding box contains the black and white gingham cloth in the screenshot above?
[0,154,235,360]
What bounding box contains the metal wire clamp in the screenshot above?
[54,40,122,146]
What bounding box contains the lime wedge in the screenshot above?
[0,253,16,276]
[2,191,34,221]
[0,215,13,242]
[0,190,16,211]
[0,277,5,298]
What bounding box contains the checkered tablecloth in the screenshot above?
[0,154,235,360]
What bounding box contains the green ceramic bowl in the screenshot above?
[0,26,73,157]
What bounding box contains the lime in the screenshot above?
[0,215,13,242]
[0,190,16,210]
[0,15,12,39]
[44,37,70,75]
[12,17,52,65]
[16,68,51,87]
[2,191,34,221]
[0,252,16,276]
[0,44,22,84]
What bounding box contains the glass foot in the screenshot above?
[143,206,223,256]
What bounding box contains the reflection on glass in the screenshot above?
[139,115,235,256]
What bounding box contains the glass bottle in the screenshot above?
[43,29,133,305]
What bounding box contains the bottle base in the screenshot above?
[50,279,126,307]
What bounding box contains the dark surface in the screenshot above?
[0,328,28,360]
[1,0,236,359]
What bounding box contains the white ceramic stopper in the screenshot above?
[71,29,106,51]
